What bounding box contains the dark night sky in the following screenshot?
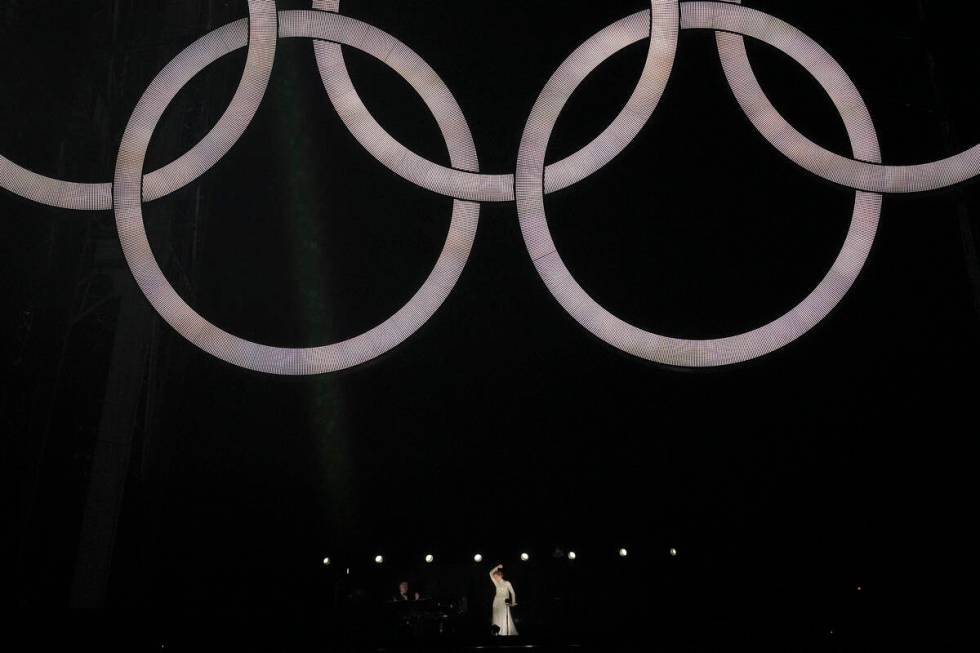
[2,0,980,647]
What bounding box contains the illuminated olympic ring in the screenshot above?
[1,1,978,373]
[311,0,680,202]
[115,8,483,375]
[0,0,278,211]
[715,0,980,194]
[516,0,882,367]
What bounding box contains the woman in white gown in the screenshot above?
[489,564,518,636]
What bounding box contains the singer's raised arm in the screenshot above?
[489,564,503,585]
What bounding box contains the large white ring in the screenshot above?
[0,0,278,211]
[713,0,980,194]
[113,9,480,375]
[310,1,680,203]
[515,0,883,367]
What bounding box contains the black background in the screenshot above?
[2,0,979,650]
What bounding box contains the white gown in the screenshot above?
[490,573,518,636]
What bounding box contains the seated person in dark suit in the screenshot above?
[393,580,420,602]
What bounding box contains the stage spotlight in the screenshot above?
[322,557,331,566]
[669,547,678,557]
[521,552,530,561]
[474,553,483,563]
[619,548,628,558]
[375,555,384,564]
[425,554,434,563]
[568,551,577,560]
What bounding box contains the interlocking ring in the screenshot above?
[515,1,883,367]
[115,8,481,375]
[0,0,278,211]
[3,1,979,374]
[310,0,681,203]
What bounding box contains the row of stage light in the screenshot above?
[322,548,679,567]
